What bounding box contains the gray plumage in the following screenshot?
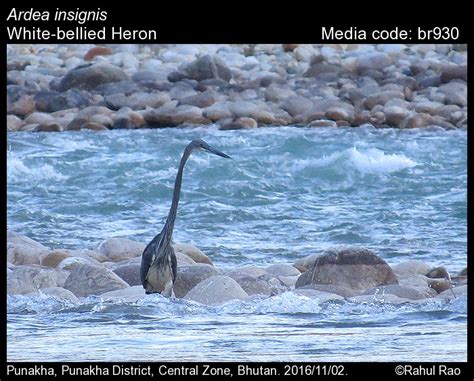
[140,139,231,296]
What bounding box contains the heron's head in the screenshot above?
[190,139,232,159]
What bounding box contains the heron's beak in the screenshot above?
[204,145,232,159]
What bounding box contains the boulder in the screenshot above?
[292,289,345,302]
[293,253,321,273]
[113,264,141,286]
[169,54,232,82]
[41,250,71,268]
[397,274,438,298]
[34,89,92,113]
[184,275,248,305]
[438,81,467,107]
[295,247,398,292]
[281,95,313,116]
[63,264,130,297]
[57,256,99,271]
[392,260,433,277]
[7,265,58,295]
[105,92,170,110]
[234,275,273,296]
[7,114,25,131]
[97,238,145,262]
[40,287,79,302]
[265,263,301,277]
[227,265,267,279]
[173,243,213,265]
[176,251,197,266]
[173,263,219,298]
[59,62,129,91]
[7,231,49,265]
[365,91,405,110]
[299,283,356,297]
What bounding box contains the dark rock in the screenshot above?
[295,247,398,292]
[34,89,91,113]
[168,54,232,83]
[440,64,467,83]
[59,62,129,92]
[113,264,141,286]
[34,123,62,132]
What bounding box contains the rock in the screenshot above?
[170,54,232,82]
[180,90,221,108]
[426,278,453,294]
[264,84,296,102]
[173,243,213,265]
[97,238,146,262]
[440,64,467,83]
[40,287,79,302]
[399,113,433,129]
[235,117,258,128]
[7,231,49,265]
[63,264,130,297]
[173,264,219,298]
[7,114,25,131]
[325,106,355,123]
[308,119,338,128]
[299,283,356,297]
[397,274,438,298]
[426,266,451,281]
[362,284,426,300]
[365,91,405,110]
[100,285,145,301]
[277,275,299,289]
[184,275,248,305]
[113,264,141,286]
[24,112,56,125]
[349,294,413,304]
[265,263,301,277]
[144,104,203,127]
[57,256,97,271]
[234,276,273,296]
[220,121,254,130]
[176,251,196,266]
[202,101,232,121]
[293,253,321,272]
[281,95,313,116]
[344,53,392,73]
[227,266,267,279]
[295,247,398,292]
[84,46,114,61]
[34,89,92,113]
[105,92,170,110]
[292,289,345,302]
[392,260,433,277]
[383,105,410,126]
[80,122,108,131]
[34,123,63,132]
[438,81,467,107]
[59,62,129,91]
[41,250,71,268]
[7,265,58,295]
[304,61,342,80]
[434,284,467,301]
[7,93,35,116]
[414,100,444,114]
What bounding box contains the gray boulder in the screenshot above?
[7,231,49,265]
[295,247,398,292]
[7,265,58,295]
[113,264,141,286]
[173,264,219,298]
[169,54,232,82]
[361,284,426,300]
[281,95,313,116]
[59,62,129,91]
[173,243,213,265]
[63,264,129,297]
[184,275,248,305]
[97,238,145,262]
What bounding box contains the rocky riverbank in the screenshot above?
[7,44,467,132]
[7,230,467,306]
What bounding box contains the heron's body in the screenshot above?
[140,139,231,296]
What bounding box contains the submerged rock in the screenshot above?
[100,285,145,301]
[63,264,129,297]
[40,287,79,302]
[295,247,398,292]
[184,275,248,305]
[361,284,426,300]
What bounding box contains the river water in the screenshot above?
[7,126,467,361]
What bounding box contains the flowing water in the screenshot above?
[7,126,467,361]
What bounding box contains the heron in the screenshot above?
[140,139,231,296]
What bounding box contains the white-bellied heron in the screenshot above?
[140,139,231,296]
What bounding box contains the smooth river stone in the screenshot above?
[184,275,248,305]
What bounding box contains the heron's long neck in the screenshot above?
[162,149,191,245]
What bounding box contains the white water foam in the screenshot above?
[7,153,68,183]
[348,147,417,174]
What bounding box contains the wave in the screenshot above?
[7,152,68,183]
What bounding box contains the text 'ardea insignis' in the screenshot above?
[140,139,231,296]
